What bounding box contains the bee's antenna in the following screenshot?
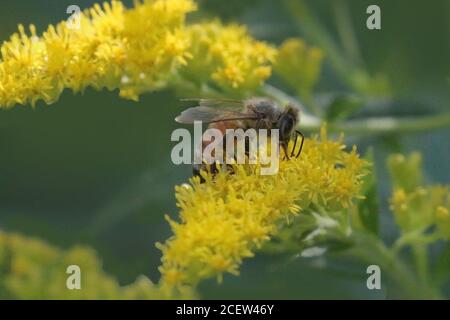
[294,130,305,158]
[291,132,298,158]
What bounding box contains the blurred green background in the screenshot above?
[0,0,449,298]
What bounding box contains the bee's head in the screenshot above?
[277,104,299,142]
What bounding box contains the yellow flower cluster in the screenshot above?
[274,38,324,99]
[180,21,277,93]
[389,153,450,238]
[157,128,367,290]
[390,186,450,235]
[0,0,280,108]
[0,231,194,299]
[0,0,196,107]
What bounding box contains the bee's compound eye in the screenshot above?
[279,115,294,140]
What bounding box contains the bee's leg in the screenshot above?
[235,137,253,166]
[295,130,305,158]
[193,162,221,183]
[210,162,220,175]
[282,142,290,160]
[244,138,250,158]
[222,132,236,175]
[192,164,206,183]
[290,131,298,158]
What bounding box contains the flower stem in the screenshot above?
[412,243,429,284]
[283,0,354,87]
[262,84,450,135]
[347,232,442,299]
[302,113,450,135]
[332,0,364,67]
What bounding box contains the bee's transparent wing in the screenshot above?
[175,106,258,124]
[176,99,257,124]
[180,98,244,109]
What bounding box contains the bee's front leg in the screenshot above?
[294,130,305,158]
[193,162,221,183]
[192,164,206,183]
[281,141,290,160]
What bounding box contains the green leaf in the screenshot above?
[356,148,379,235]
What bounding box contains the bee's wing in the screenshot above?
[180,98,244,109]
[175,106,258,124]
[176,99,258,124]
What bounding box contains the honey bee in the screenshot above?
[175,97,304,177]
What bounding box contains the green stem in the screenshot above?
[303,113,450,135]
[283,0,390,97]
[283,0,353,85]
[412,243,429,284]
[262,84,450,135]
[392,231,441,255]
[332,0,364,67]
[347,233,442,299]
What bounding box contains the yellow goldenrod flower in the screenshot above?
[436,206,449,220]
[274,38,324,99]
[390,188,410,228]
[0,231,194,299]
[388,153,450,234]
[387,152,423,192]
[0,0,196,108]
[436,206,450,238]
[178,21,277,94]
[390,185,449,232]
[0,1,281,108]
[157,128,367,290]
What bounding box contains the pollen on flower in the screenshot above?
[157,128,368,289]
